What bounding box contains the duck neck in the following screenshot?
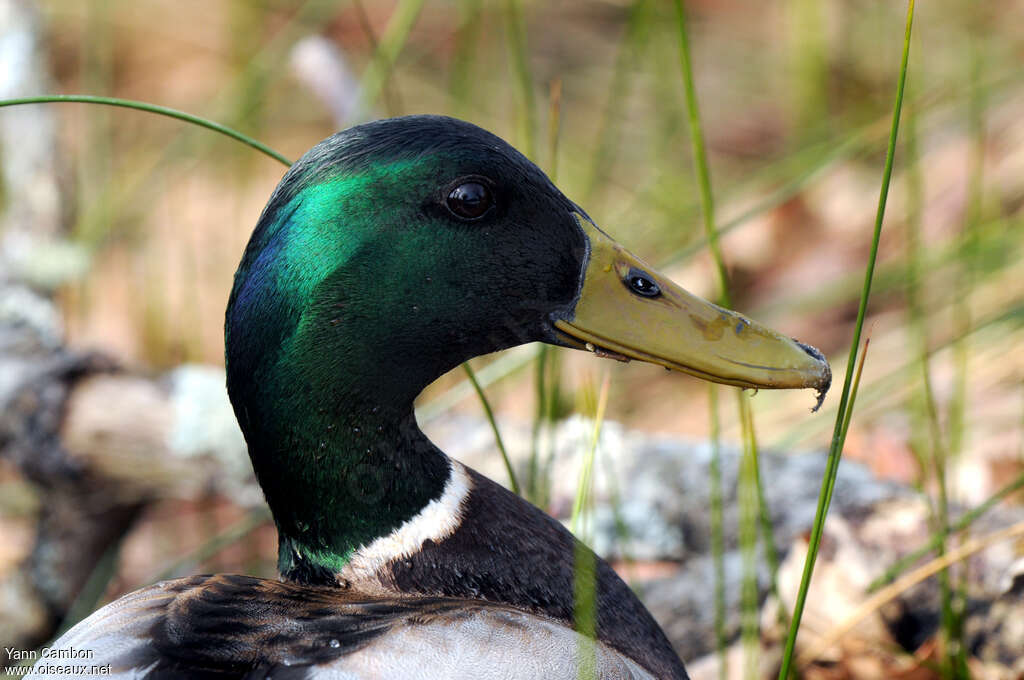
[228,338,454,583]
[224,176,539,583]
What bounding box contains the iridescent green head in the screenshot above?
[227,116,587,427]
[224,116,829,577]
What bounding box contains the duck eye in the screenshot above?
[446,182,493,220]
[626,268,661,298]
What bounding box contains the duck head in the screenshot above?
[224,115,829,572]
[227,115,828,411]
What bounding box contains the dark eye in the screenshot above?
[627,268,661,298]
[446,182,493,220]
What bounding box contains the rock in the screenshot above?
[433,412,906,562]
[431,412,1024,670]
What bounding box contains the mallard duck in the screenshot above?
[31,116,830,679]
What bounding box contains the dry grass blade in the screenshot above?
[868,470,1024,592]
[796,520,1024,667]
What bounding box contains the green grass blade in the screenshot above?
[54,0,338,250]
[356,0,425,117]
[448,0,484,118]
[672,0,729,307]
[838,336,871,446]
[463,361,520,496]
[708,384,729,680]
[582,0,651,205]
[503,0,537,159]
[0,94,518,521]
[776,3,916,676]
[673,5,779,673]
[571,374,610,680]
[418,347,539,425]
[56,538,125,636]
[737,394,761,677]
[503,0,543,507]
[0,95,292,166]
[352,0,403,117]
[152,509,272,582]
[671,9,733,671]
[528,345,550,504]
[571,374,610,536]
[741,390,786,627]
[547,78,563,183]
[527,81,566,507]
[774,297,1024,453]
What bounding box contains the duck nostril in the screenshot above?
[626,267,661,298]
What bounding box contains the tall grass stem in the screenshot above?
[356,0,425,118]
[503,0,537,159]
[708,385,728,679]
[673,6,779,670]
[776,3,916,676]
[571,374,610,680]
[672,0,729,307]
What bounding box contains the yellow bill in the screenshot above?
[555,215,831,407]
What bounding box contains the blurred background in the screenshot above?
[1,0,1022,678]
